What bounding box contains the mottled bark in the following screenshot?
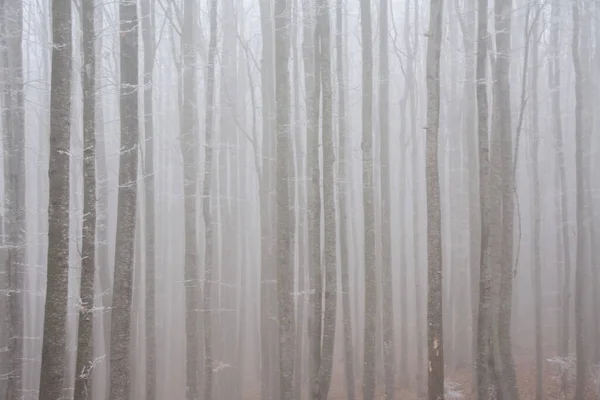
[359,0,376,396]
[108,0,139,397]
[74,0,97,397]
[425,0,444,398]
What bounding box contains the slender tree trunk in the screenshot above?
[141,0,157,398]
[203,0,218,397]
[180,1,200,397]
[1,0,26,397]
[359,0,375,396]
[379,0,395,396]
[74,1,97,397]
[108,0,139,397]
[425,0,445,398]
[530,9,543,400]
[336,0,356,395]
[39,0,71,397]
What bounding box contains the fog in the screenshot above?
[0,0,599,399]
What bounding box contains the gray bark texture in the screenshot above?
[274,0,295,395]
[0,0,26,397]
[74,0,97,397]
[425,0,445,398]
[180,1,200,398]
[39,0,71,398]
[141,0,157,398]
[359,0,376,397]
[108,0,139,397]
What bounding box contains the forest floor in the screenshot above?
[244,355,599,399]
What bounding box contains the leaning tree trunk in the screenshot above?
[359,0,376,397]
[39,0,72,398]
[108,0,139,397]
[425,0,445,398]
[379,0,395,396]
[74,0,97,397]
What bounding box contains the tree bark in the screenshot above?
[74,0,97,397]
[108,0,139,397]
[39,0,71,398]
[425,0,445,398]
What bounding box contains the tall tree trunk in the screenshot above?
[203,0,218,397]
[530,8,542,400]
[315,0,336,395]
[493,0,518,397]
[74,0,97,397]
[1,0,26,397]
[336,0,356,395]
[274,0,294,395]
[572,3,588,399]
[379,0,395,396]
[108,0,139,397]
[425,0,445,398]
[141,0,157,398]
[180,1,200,398]
[39,0,71,397]
[359,0,375,396]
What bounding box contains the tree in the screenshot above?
[315,0,337,395]
[203,0,218,397]
[379,0,395,395]
[336,0,356,395]
[39,0,71,398]
[74,0,96,397]
[180,0,200,397]
[359,0,376,396]
[495,0,519,397]
[425,0,444,398]
[108,0,139,397]
[141,0,157,398]
[0,0,26,396]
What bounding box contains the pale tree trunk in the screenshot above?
[475,0,494,396]
[572,3,589,399]
[203,0,218,397]
[425,0,444,398]
[259,0,278,394]
[108,0,139,397]
[379,0,394,396]
[180,1,200,398]
[359,0,375,396]
[74,0,97,397]
[141,0,157,398]
[530,7,542,400]
[315,0,336,395]
[547,0,570,363]
[336,0,356,395]
[39,0,71,398]
[304,0,323,395]
[1,0,26,397]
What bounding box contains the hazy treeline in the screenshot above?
[0,0,599,399]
